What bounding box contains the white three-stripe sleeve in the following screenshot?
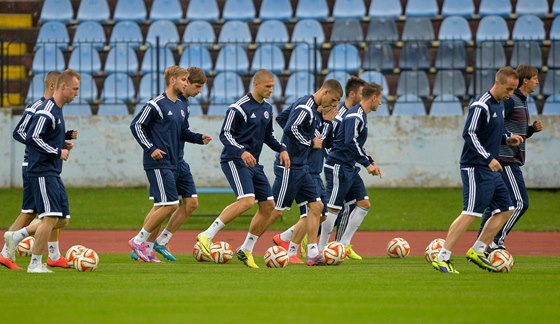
[131,104,155,151]
[29,116,59,156]
[288,109,312,146]
[220,109,245,150]
[344,115,370,166]
[464,106,491,159]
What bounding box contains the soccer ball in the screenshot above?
[264,246,289,268]
[66,245,87,268]
[210,241,234,264]
[73,248,99,272]
[424,238,446,263]
[488,249,514,272]
[17,236,35,257]
[387,238,410,258]
[322,241,346,265]
[193,242,212,262]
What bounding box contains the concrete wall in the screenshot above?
[3,109,560,188]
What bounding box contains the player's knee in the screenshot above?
[54,218,69,229]
[185,198,199,213]
[259,199,275,212]
[356,199,371,210]
[309,201,324,215]
[520,200,529,214]
[238,196,255,210]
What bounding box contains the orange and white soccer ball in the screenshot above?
[210,241,234,264]
[66,245,87,268]
[264,246,289,268]
[17,236,35,257]
[424,238,446,263]
[73,248,99,272]
[322,241,346,265]
[488,249,514,272]
[387,237,410,258]
[193,242,212,262]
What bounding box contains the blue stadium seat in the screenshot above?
[102,73,135,103]
[105,45,138,76]
[291,19,325,45]
[432,70,466,97]
[399,41,431,71]
[113,0,147,23]
[555,0,560,16]
[141,47,175,74]
[543,70,560,96]
[68,45,102,75]
[475,42,506,69]
[72,21,106,50]
[512,15,545,41]
[369,0,401,19]
[218,21,252,47]
[210,72,245,105]
[366,18,398,43]
[363,42,394,72]
[222,0,256,22]
[39,0,73,24]
[439,16,471,42]
[32,45,65,74]
[134,103,144,115]
[285,72,315,104]
[330,19,363,43]
[36,21,69,50]
[373,103,390,116]
[397,71,430,97]
[26,74,45,103]
[256,20,289,44]
[527,96,539,115]
[402,18,434,42]
[186,0,219,23]
[179,45,212,74]
[393,94,426,115]
[333,0,366,20]
[76,0,110,23]
[435,41,466,70]
[251,44,285,74]
[479,0,512,17]
[327,44,361,73]
[64,104,93,116]
[430,95,463,116]
[295,0,329,21]
[476,16,509,42]
[359,71,389,97]
[516,0,548,17]
[138,73,165,102]
[548,42,560,69]
[215,45,249,74]
[250,73,283,103]
[468,69,496,95]
[109,21,143,49]
[98,103,129,116]
[441,0,474,18]
[75,73,97,104]
[149,0,182,22]
[405,0,438,17]
[259,0,292,22]
[288,44,322,72]
[145,20,179,49]
[511,41,542,69]
[543,94,560,115]
[551,16,560,41]
[182,21,215,48]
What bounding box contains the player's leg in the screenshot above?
[46,179,71,268]
[338,172,370,260]
[319,163,349,250]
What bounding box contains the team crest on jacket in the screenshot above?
[264,111,269,119]
[182,109,186,117]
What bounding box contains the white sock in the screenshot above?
[318,211,338,250]
[156,229,173,245]
[133,228,150,244]
[472,240,486,254]
[145,241,154,254]
[1,244,7,258]
[287,242,299,257]
[203,218,225,239]
[48,241,61,261]
[307,243,320,258]
[13,228,29,244]
[339,207,369,246]
[280,226,295,242]
[240,233,259,253]
[437,248,451,262]
[489,241,499,249]
[30,254,42,267]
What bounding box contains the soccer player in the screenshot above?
[319,82,383,257]
[129,66,204,263]
[196,69,290,268]
[432,67,524,274]
[22,69,80,273]
[478,64,544,252]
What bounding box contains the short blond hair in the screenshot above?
[496,66,518,84]
[56,69,80,89]
[164,65,189,86]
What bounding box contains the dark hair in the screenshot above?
[515,64,538,87]
[187,66,207,84]
[344,76,366,97]
[321,79,343,97]
[361,82,383,99]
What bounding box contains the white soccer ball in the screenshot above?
[210,241,234,264]
[488,249,514,272]
[264,246,289,268]
[65,245,87,268]
[17,236,35,257]
[387,237,410,258]
[73,248,99,272]
[322,241,346,265]
[424,238,446,263]
[193,242,212,262]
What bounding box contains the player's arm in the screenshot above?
[129,103,158,155]
[320,121,334,149]
[284,105,313,147]
[65,129,78,140]
[12,110,34,144]
[219,105,247,158]
[462,105,494,164]
[527,120,544,138]
[25,113,61,158]
[180,116,205,144]
[343,114,373,168]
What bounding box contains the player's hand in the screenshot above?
[533,120,544,132]
[241,151,257,167]
[64,141,74,150]
[279,151,290,169]
[202,134,212,144]
[321,105,339,122]
[367,162,382,178]
[151,148,166,160]
[488,158,503,172]
[60,149,70,161]
[312,136,323,149]
[71,130,78,139]
[506,134,524,147]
